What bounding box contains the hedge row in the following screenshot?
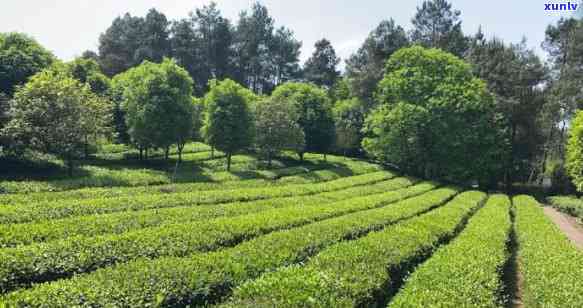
[547,195,583,221]
[0,183,438,294]
[388,194,512,307]
[0,171,395,225]
[223,191,486,307]
[0,164,357,206]
[513,195,583,307]
[0,185,454,306]
[0,177,415,248]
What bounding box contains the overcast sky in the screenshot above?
[0,0,580,67]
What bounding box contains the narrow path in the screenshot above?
[543,206,583,250]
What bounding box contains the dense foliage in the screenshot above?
[203,79,255,170]
[1,69,110,174]
[114,59,194,161]
[566,111,583,191]
[0,32,55,96]
[254,97,305,166]
[365,46,505,184]
[271,82,335,160]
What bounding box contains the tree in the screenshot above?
[233,3,275,93]
[410,0,469,57]
[543,18,583,155]
[303,38,340,88]
[0,33,55,96]
[333,98,366,156]
[271,82,335,160]
[254,97,305,167]
[116,59,194,161]
[566,111,583,191]
[269,27,302,87]
[345,19,409,103]
[203,79,255,170]
[232,3,301,94]
[66,58,111,96]
[191,97,204,142]
[0,92,9,153]
[1,70,110,175]
[98,9,170,76]
[467,33,548,186]
[368,46,505,185]
[171,2,235,95]
[363,103,429,172]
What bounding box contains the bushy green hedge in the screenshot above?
[0,177,414,248]
[513,195,583,307]
[0,171,394,224]
[0,182,439,293]
[0,165,362,206]
[548,195,583,221]
[223,191,486,307]
[389,194,511,307]
[0,184,448,306]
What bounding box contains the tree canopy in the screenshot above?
[203,79,256,170]
[410,0,468,57]
[271,82,335,159]
[366,46,505,184]
[115,59,194,160]
[254,97,305,166]
[0,32,55,96]
[303,38,340,88]
[1,69,110,174]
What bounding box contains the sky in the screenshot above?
[0,0,580,68]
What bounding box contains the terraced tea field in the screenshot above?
[0,148,582,307]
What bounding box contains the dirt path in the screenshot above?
[543,206,583,250]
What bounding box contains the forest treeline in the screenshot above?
[1,0,582,191]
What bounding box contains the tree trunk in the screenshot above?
[177,143,184,162]
[323,153,327,161]
[298,152,304,161]
[84,135,89,160]
[226,153,232,171]
[267,152,272,168]
[164,146,170,160]
[139,147,143,161]
[66,155,74,177]
[211,147,215,159]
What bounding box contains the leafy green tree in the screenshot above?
[543,18,583,158]
[66,58,111,96]
[345,19,409,104]
[98,9,170,76]
[566,111,583,191]
[254,97,305,167]
[333,98,366,156]
[233,3,301,93]
[410,0,469,57]
[363,103,429,172]
[203,79,255,170]
[1,70,110,175]
[369,46,505,185]
[233,3,275,93]
[116,59,194,161]
[303,38,340,88]
[272,82,335,160]
[269,27,302,87]
[329,77,351,103]
[171,2,235,95]
[467,33,548,185]
[0,32,55,96]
